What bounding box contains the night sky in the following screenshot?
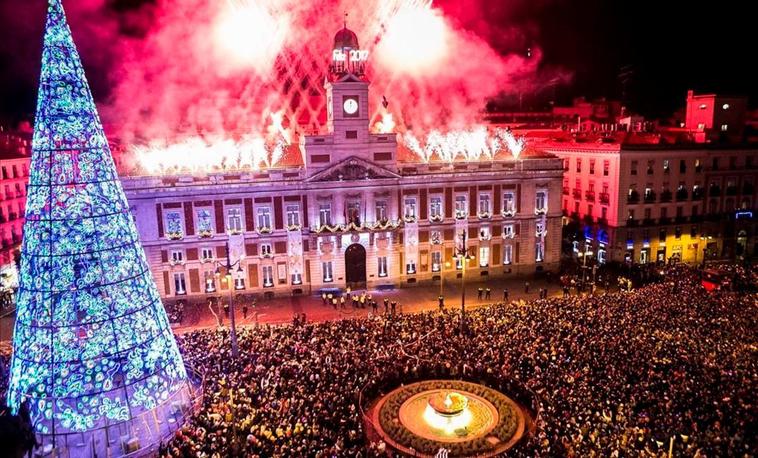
[0,0,753,125]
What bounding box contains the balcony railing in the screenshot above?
[584,190,595,202]
[572,188,582,199]
[627,192,640,204]
[692,189,704,200]
[599,192,610,204]
[644,192,656,203]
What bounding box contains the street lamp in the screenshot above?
[438,261,452,308]
[455,230,476,329]
[579,242,593,292]
[213,240,243,358]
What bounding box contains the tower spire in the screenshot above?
[7,0,191,454]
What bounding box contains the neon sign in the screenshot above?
[333,49,369,62]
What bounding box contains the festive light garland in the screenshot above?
[6,0,189,438]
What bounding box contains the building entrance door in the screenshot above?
[345,243,367,287]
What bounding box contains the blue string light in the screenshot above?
[6,0,188,436]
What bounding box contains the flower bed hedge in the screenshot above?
[377,380,521,456]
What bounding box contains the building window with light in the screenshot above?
[478,194,491,216]
[536,220,546,236]
[503,244,513,265]
[173,272,187,295]
[227,208,242,233]
[455,256,463,270]
[286,205,300,227]
[479,246,489,267]
[196,209,213,235]
[375,200,387,222]
[319,204,332,226]
[404,197,417,220]
[589,159,595,174]
[430,230,442,244]
[502,192,515,215]
[257,207,272,230]
[576,158,582,173]
[291,272,302,285]
[603,160,610,176]
[204,271,216,292]
[535,240,545,262]
[165,211,183,238]
[262,265,274,287]
[322,261,333,282]
[234,277,245,290]
[377,257,388,277]
[431,251,442,272]
[721,124,728,132]
[406,259,416,274]
[430,196,443,219]
[347,202,361,225]
[455,195,467,218]
[503,223,514,239]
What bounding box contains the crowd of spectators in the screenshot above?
[157,265,755,457]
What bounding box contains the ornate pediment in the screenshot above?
[306,156,400,182]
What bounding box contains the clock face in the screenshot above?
[343,97,359,116]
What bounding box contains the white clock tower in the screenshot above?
[303,22,397,172]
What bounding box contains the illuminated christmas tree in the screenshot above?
[6,0,190,451]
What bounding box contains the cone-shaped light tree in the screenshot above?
[6,0,190,445]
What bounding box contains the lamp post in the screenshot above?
[579,242,592,292]
[214,240,243,358]
[455,230,476,329]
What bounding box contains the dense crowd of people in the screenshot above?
[155,265,755,457]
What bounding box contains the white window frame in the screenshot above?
[291,272,302,285]
[502,192,516,216]
[256,207,272,231]
[429,196,443,220]
[234,277,245,290]
[170,249,184,264]
[404,197,417,220]
[479,246,489,267]
[478,193,491,216]
[173,272,187,295]
[322,261,333,282]
[375,200,387,222]
[535,190,547,214]
[406,259,417,274]
[503,244,513,265]
[201,247,214,262]
[227,208,243,233]
[455,195,468,219]
[260,243,273,258]
[196,208,213,236]
[431,251,442,272]
[286,204,300,228]
[204,272,216,292]
[503,223,515,239]
[165,211,184,238]
[262,265,274,287]
[319,204,332,227]
[377,256,388,277]
[536,239,545,262]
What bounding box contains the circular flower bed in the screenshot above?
[375,380,525,457]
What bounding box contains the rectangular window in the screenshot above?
[455,195,467,218]
[256,207,272,230]
[631,160,638,175]
[404,197,417,220]
[173,273,187,295]
[479,246,489,267]
[201,247,214,261]
[603,160,610,176]
[319,204,332,226]
[663,159,670,174]
[165,211,183,237]
[535,190,547,213]
[322,262,333,282]
[589,159,595,174]
[262,265,274,287]
[502,192,515,215]
[576,158,582,173]
[347,201,361,224]
[227,208,242,233]
[196,209,213,235]
[679,159,687,173]
[503,223,515,238]
[260,243,272,257]
[204,271,216,292]
[234,277,245,290]
[430,196,443,219]
[291,272,302,285]
[406,259,417,274]
[503,244,513,265]
[346,130,358,139]
[170,250,184,264]
[536,220,546,236]
[478,194,491,215]
[286,205,300,227]
[375,200,387,221]
[563,159,569,171]
[430,230,442,244]
[647,160,655,175]
[535,240,545,262]
[378,257,388,277]
[431,251,442,272]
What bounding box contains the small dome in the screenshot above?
[333,26,359,50]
